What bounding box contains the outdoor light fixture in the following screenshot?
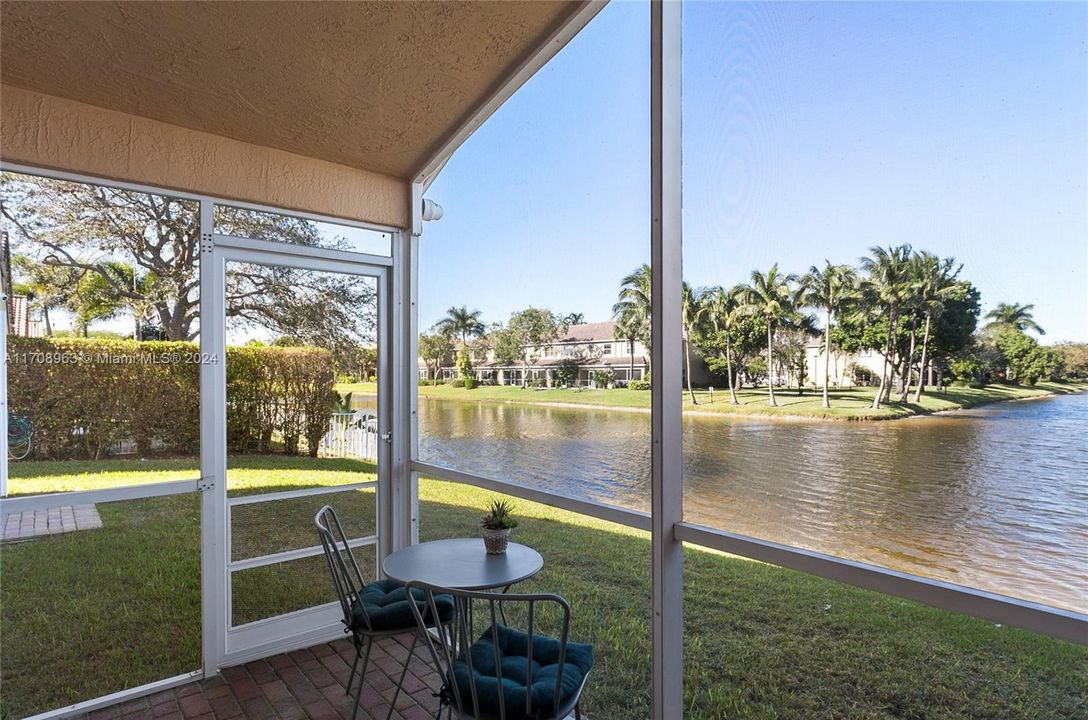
[421,197,444,221]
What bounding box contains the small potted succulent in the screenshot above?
[480,499,519,554]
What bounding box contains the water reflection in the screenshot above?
[407,393,1088,612]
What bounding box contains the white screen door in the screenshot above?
[204,232,391,667]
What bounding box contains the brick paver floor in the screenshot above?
[76,634,443,720]
[1,503,102,541]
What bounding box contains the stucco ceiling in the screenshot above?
[0,1,585,180]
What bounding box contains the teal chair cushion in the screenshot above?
[352,579,454,632]
[451,624,594,720]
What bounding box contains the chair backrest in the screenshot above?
[314,505,372,633]
[405,580,580,720]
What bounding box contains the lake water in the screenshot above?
[406,391,1088,613]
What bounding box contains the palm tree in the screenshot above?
[681,283,701,404]
[738,264,798,407]
[985,302,1045,336]
[860,245,913,409]
[11,255,76,336]
[699,284,744,404]
[436,305,485,347]
[613,264,652,376]
[564,312,585,326]
[613,312,641,385]
[909,252,961,402]
[800,262,857,408]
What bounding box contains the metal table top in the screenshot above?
[382,538,543,591]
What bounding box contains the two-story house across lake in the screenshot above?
[421,320,717,388]
[420,321,655,387]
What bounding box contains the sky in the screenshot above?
[419,1,1088,343]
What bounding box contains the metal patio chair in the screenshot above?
[315,505,455,720]
[405,580,594,720]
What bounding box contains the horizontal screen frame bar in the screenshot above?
[674,521,1087,646]
[1,478,200,513]
[410,460,651,531]
[227,480,378,507]
[228,535,378,572]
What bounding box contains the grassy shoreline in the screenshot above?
[2,456,1085,718]
[337,379,1088,421]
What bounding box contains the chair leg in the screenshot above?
[350,636,373,720]
[347,635,372,695]
[574,701,583,720]
[346,641,361,695]
[386,631,420,720]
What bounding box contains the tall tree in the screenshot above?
[506,308,566,387]
[984,302,1045,336]
[11,253,77,336]
[909,252,961,402]
[681,283,702,404]
[613,264,653,375]
[800,262,857,408]
[738,264,798,407]
[563,312,585,326]
[613,311,642,385]
[697,285,745,404]
[436,305,485,347]
[860,244,913,409]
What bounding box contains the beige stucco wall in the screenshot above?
[0,85,409,228]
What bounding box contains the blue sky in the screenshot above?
[420,1,1087,343]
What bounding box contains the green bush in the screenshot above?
[463,377,478,389]
[552,359,580,387]
[628,379,651,391]
[8,337,334,460]
[592,370,616,388]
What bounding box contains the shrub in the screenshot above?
[628,379,651,391]
[456,347,474,380]
[843,363,875,386]
[8,337,334,460]
[463,377,478,389]
[552,359,580,387]
[592,370,616,388]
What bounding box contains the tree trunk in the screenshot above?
[43,307,52,336]
[872,315,894,410]
[900,321,917,402]
[684,332,697,405]
[766,322,777,407]
[725,330,738,404]
[913,314,932,403]
[822,308,831,408]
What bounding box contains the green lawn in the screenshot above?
[338,380,1088,420]
[2,456,1085,718]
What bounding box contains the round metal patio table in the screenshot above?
[382,538,543,590]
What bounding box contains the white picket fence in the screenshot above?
[319,412,378,460]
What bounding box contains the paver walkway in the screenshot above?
[74,633,584,720]
[79,634,442,720]
[1,503,102,541]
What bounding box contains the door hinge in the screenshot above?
[381,431,393,444]
[198,477,215,492]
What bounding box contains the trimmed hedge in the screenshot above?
[7,337,335,460]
